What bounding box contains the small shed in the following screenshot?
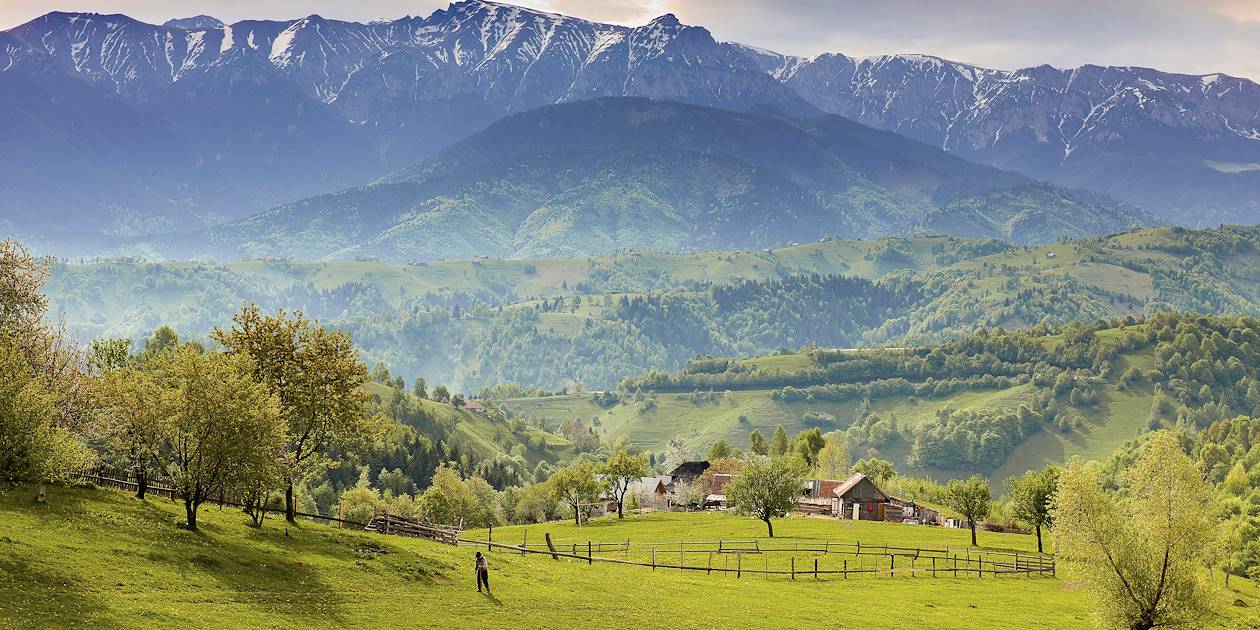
[831,473,891,520]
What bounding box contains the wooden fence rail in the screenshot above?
[459,536,1055,579]
[78,472,367,528]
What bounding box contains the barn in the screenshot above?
[831,473,892,520]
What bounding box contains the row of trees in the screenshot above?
[1,239,382,532]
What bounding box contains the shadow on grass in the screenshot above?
[187,529,349,625]
[0,553,120,629]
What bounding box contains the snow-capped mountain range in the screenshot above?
[2,0,1258,243]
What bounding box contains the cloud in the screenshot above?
[660,0,1260,79]
[2,0,1257,79]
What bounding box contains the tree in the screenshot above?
[815,438,851,480]
[139,326,180,365]
[547,461,601,525]
[451,394,466,408]
[793,428,826,467]
[770,425,789,456]
[851,458,896,485]
[432,385,451,404]
[707,439,733,461]
[213,306,374,522]
[0,340,90,489]
[945,476,991,546]
[1,240,88,443]
[599,450,649,518]
[412,377,428,399]
[725,457,805,537]
[415,465,501,528]
[748,429,768,456]
[160,347,285,531]
[664,437,690,472]
[1054,432,1220,630]
[93,364,168,499]
[1004,465,1059,553]
[88,339,131,374]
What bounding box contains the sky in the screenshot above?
[3,0,1259,80]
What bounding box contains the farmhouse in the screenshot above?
[628,476,671,510]
[462,400,489,414]
[830,473,892,520]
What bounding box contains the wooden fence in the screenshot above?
[78,471,367,528]
[365,513,460,545]
[459,533,1055,579]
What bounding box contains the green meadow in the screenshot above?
[3,485,1257,629]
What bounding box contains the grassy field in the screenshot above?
[4,485,1257,629]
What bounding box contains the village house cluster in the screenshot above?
[588,460,962,527]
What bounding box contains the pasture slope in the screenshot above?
[3,485,1258,629]
[499,326,1160,484]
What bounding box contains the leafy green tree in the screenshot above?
[851,457,896,485]
[93,364,168,499]
[432,385,451,404]
[599,450,649,518]
[1054,432,1220,630]
[792,428,826,468]
[412,377,428,399]
[548,461,601,525]
[1004,465,1059,553]
[160,347,286,531]
[417,465,477,526]
[815,438,851,480]
[139,326,180,364]
[213,305,375,522]
[748,429,768,456]
[725,457,805,537]
[707,439,733,461]
[770,425,789,457]
[945,476,991,546]
[88,338,131,374]
[0,340,90,490]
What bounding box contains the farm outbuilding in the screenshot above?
[830,473,892,520]
[667,461,710,490]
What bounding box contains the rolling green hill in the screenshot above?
[45,225,1260,393]
[503,312,1260,486]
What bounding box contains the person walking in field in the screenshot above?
[475,551,490,593]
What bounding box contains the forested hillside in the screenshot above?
[504,313,1260,489]
[44,226,1260,392]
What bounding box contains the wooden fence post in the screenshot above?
[737,553,742,579]
[587,541,592,564]
[707,552,712,575]
[545,532,558,560]
[791,556,795,580]
[522,529,527,556]
[814,558,818,580]
[652,548,656,571]
[889,554,894,577]
[843,559,847,579]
